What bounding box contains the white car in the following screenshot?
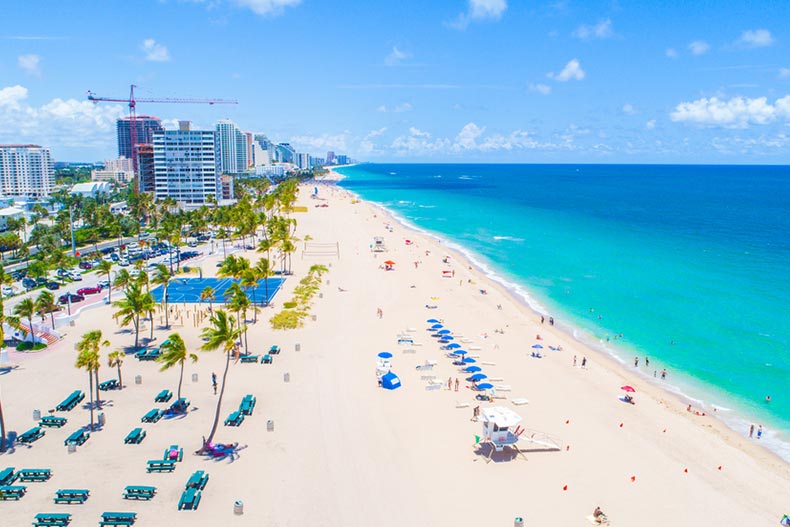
[119,259,130,267]
[2,285,14,297]
[98,279,110,288]
[68,271,83,281]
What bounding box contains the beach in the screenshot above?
[1,175,788,526]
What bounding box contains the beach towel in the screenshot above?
[511,398,530,405]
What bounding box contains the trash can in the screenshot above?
[295,343,301,352]
[234,500,244,515]
[318,293,323,299]
[67,443,77,453]
[192,373,198,383]
[326,279,330,285]
[98,412,106,427]
[311,315,317,321]
[283,372,290,383]
[514,517,524,527]
[33,409,41,421]
[267,419,274,432]
[135,375,142,385]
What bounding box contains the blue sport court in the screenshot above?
[151,277,286,305]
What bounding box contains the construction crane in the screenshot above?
[87,84,238,192]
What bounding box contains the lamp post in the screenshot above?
[69,205,76,257]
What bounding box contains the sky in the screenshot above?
[1,0,789,163]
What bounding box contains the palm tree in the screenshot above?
[35,290,59,330]
[199,310,241,452]
[157,333,198,400]
[152,264,172,328]
[97,260,113,302]
[112,282,153,350]
[75,330,109,429]
[13,298,36,344]
[240,268,260,323]
[107,350,124,389]
[0,386,5,453]
[225,283,250,354]
[254,257,272,307]
[200,286,215,311]
[113,268,131,291]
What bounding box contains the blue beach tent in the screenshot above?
[381,372,402,390]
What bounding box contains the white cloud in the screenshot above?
[665,48,678,59]
[779,68,790,79]
[377,102,413,113]
[548,59,585,82]
[234,0,301,16]
[359,127,388,154]
[391,127,451,154]
[688,40,710,56]
[573,19,613,40]
[449,0,507,30]
[18,54,41,76]
[646,119,656,130]
[141,39,171,62]
[670,95,790,128]
[289,131,350,151]
[0,85,125,151]
[390,122,553,156]
[385,47,411,66]
[622,103,636,115]
[528,83,551,95]
[737,29,774,48]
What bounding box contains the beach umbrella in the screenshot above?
[440,336,454,341]
[430,324,443,329]
[453,350,468,356]
[426,319,440,323]
[464,365,482,373]
[446,343,461,349]
[532,344,543,349]
[620,385,636,393]
[437,329,451,335]
[469,373,488,381]
[378,352,393,359]
[384,260,396,266]
[462,357,476,364]
[476,383,494,390]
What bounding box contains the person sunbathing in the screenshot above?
[593,507,609,524]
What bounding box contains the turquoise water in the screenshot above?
[335,163,790,460]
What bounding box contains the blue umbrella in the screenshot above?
[430,324,443,329]
[476,382,494,390]
[469,373,488,381]
[464,365,482,372]
[378,352,393,359]
[532,344,543,349]
[437,329,451,335]
[426,319,440,323]
[462,357,476,364]
[446,343,461,349]
[453,350,468,355]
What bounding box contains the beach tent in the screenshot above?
[380,372,402,390]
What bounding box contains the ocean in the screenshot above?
[335,163,790,460]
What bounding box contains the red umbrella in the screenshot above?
[621,385,636,393]
[384,260,396,266]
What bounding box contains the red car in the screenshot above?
[77,285,102,295]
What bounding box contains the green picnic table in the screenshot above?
[0,467,14,485]
[40,416,67,428]
[261,354,273,364]
[122,485,156,501]
[185,470,209,490]
[177,487,201,510]
[16,468,52,482]
[55,391,84,412]
[224,411,244,427]
[154,389,172,403]
[240,354,259,363]
[239,394,256,415]
[32,512,71,526]
[98,379,118,391]
[163,445,183,462]
[99,511,136,526]
[64,429,89,446]
[124,428,146,445]
[53,489,89,504]
[17,426,46,444]
[0,484,27,500]
[146,459,176,473]
[141,409,162,423]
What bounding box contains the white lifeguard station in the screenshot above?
[373,236,386,253]
[480,406,526,461]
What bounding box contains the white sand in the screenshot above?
[1,177,788,526]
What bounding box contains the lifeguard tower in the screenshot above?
[373,236,386,253]
[480,406,526,461]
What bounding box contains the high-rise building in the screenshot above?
[152,123,219,206]
[295,153,311,170]
[136,145,155,193]
[336,154,348,165]
[0,144,55,197]
[116,116,163,160]
[275,143,295,164]
[215,119,248,174]
[326,151,335,165]
[244,132,254,169]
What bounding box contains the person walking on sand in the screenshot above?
[757,425,763,439]
[376,307,383,319]
[634,357,639,367]
[573,355,577,367]
[581,357,587,369]
[749,424,754,438]
[455,378,459,392]
[448,377,452,390]
[661,369,667,380]
[211,372,218,395]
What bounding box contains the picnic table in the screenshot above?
[185,470,209,490]
[99,511,137,526]
[240,354,259,363]
[122,485,156,501]
[261,354,273,364]
[124,428,146,445]
[168,398,190,414]
[135,348,161,361]
[0,467,15,485]
[0,485,26,500]
[224,411,244,427]
[141,409,162,423]
[239,394,256,415]
[163,445,184,462]
[53,489,89,504]
[17,426,45,444]
[64,429,89,446]
[16,468,52,482]
[146,459,176,473]
[269,345,281,354]
[32,512,71,526]
[98,379,118,391]
[178,487,202,510]
[55,391,84,412]
[40,416,67,428]
[154,389,172,403]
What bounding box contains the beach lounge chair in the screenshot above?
[99,511,137,526]
[0,485,26,500]
[261,354,273,364]
[163,445,184,462]
[224,411,244,427]
[17,426,45,444]
[178,487,202,510]
[240,354,259,363]
[32,512,71,526]
[16,468,51,482]
[122,486,156,501]
[53,489,89,504]
[185,470,209,490]
[123,428,146,445]
[146,459,176,473]
[141,409,162,423]
[64,429,89,446]
[0,467,15,486]
[269,345,280,355]
[40,416,67,428]
[239,394,256,415]
[511,398,530,406]
[154,389,172,403]
[98,379,118,391]
[55,391,84,412]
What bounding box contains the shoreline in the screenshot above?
[324,166,790,469]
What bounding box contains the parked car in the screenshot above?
[36,277,48,286]
[56,268,69,278]
[110,253,119,262]
[77,286,102,295]
[22,277,36,289]
[46,282,61,290]
[78,261,93,270]
[68,272,82,281]
[2,285,14,297]
[59,293,85,304]
[10,269,25,280]
[98,279,110,288]
[118,259,129,267]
